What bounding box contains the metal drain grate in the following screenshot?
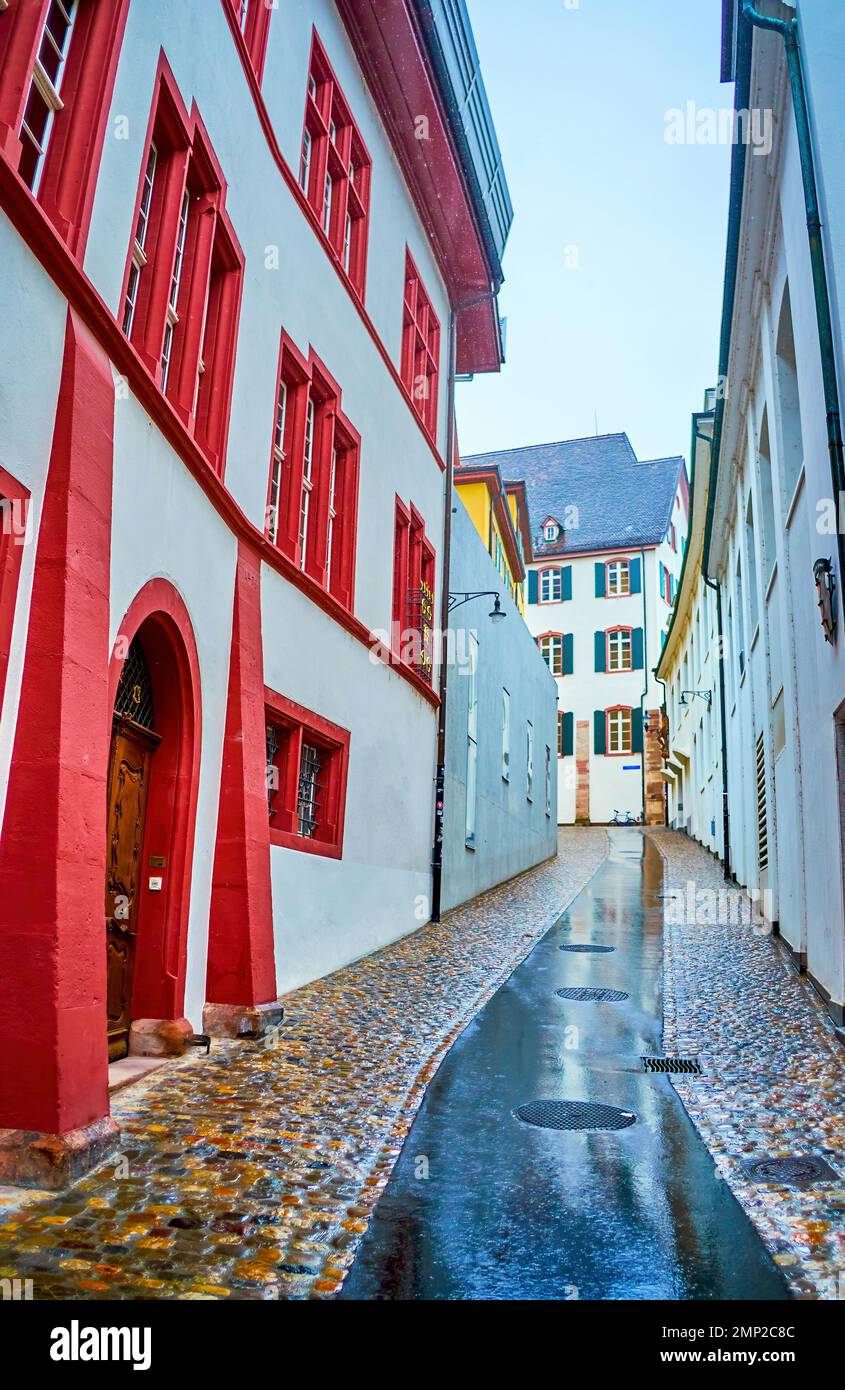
[642,1056,702,1074]
[741,1154,841,1188]
[555,986,628,1002]
[515,1100,636,1131]
[559,944,615,953]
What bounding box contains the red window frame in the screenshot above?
[606,705,634,756]
[392,498,436,686]
[401,249,440,441]
[0,0,130,257]
[224,0,272,84]
[669,521,677,551]
[606,625,633,673]
[605,557,631,597]
[537,630,564,677]
[0,466,31,721]
[539,566,563,603]
[264,687,350,859]
[298,30,371,299]
[264,331,360,613]
[119,56,244,477]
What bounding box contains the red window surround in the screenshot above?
[225,0,272,85]
[0,0,130,258]
[0,466,30,721]
[606,625,633,673]
[119,56,244,477]
[264,332,360,613]
[265,687,350,859]
[537,631,564,677]
[298,30,371,300]
[393,498,436,686]
[401,249,440,441]
[606,704,634,757]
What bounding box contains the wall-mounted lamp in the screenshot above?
[813,557,836,644]
[449,590,507,623]
[680,689,712,707]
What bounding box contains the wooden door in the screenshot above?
[105,718,158,1061]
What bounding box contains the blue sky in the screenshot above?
[457,0,733,465]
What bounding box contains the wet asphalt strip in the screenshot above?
[340,829,788,1300]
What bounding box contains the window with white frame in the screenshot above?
[18,0,78,194]
[540,568,562,602]
[299,127,312,194]
[267,378,287,544]
[607,707,632,755]
[544,520,559,542]
[526,720,534,800]
[607,559,630,596]
[122,142,157,336]
[299,394,315,568]
[465,633,479,845]
[607,627,632,671]
[502,687,510,781]
[161,186,190,392]
[539,634,563,676]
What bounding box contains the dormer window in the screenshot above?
[543,517,560,543]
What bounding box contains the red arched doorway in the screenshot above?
[106,582,201,1058]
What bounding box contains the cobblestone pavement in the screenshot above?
[0,829,607,1301]
[650,828,845,1301]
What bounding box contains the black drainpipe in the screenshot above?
[741,1,845,584]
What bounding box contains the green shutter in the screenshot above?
[632,708,644,754]
[562,711,574,757]
[562,566,572,600]
[594,562,606,597]
[630,557,642,593]
[563,633,574,675]
[632,627,644,669]
[528,569,538,604]
[594,630,606,672]
[594,710,606,755]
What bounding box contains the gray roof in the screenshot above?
[460,433,685,559]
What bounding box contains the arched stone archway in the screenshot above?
[107,580,202,1057]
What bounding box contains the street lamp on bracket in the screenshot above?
[448,591,507,622]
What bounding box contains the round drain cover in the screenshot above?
[559,944,615,953]
[515,1100,636,1131]
[556,986,628,1002]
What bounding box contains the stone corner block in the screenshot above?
[0,1116,120,1191]
[128,1016,194,1057]
[202,1000,284,1040]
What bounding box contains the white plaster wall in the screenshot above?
[83,0,449,642]
[527,514,685,824]
[0,221,71,835]
[261,562,437,992]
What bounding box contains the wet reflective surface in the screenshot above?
[341,831,789,1300]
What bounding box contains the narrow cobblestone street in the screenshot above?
[0,831,606,1301]
[2,827,843,1302]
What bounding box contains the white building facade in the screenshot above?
[0,0,510,1183]
[662,0,845,1031]
[463,436,688,825]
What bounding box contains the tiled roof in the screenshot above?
[460,434,685,559]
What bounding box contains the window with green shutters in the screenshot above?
[559,710,574,758]
[597,627,643,671]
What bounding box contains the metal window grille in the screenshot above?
[297,742,323,837]
[266,722,279,818]
[114,638,155,730]
[756,733,768,871]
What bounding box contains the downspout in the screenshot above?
[430,304,459,924]
[741,0,845,583]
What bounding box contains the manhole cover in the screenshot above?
[559,944,615,953]
[515,1100,636,1131]
[642,1056,703,1074]
[555,986,628,1002]
[741,1155,841,1188]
